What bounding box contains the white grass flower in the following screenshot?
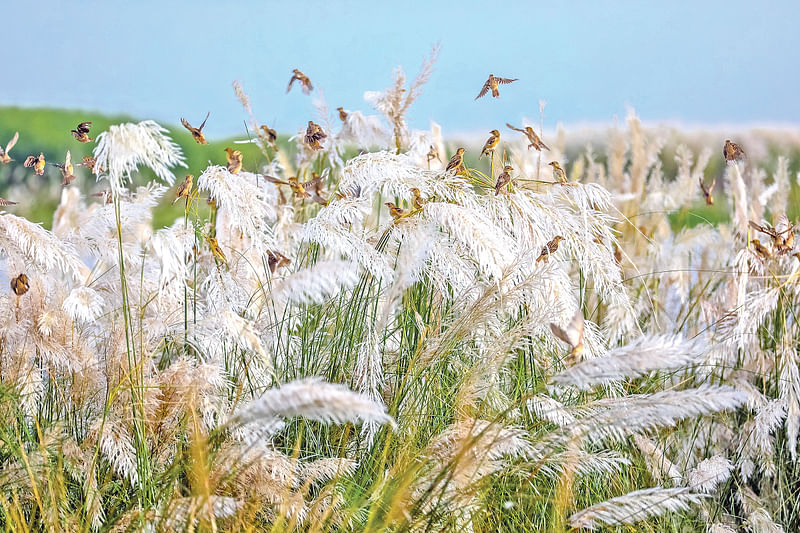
[62,287,105,323]
[269,261,360,307]
[687,455,733,493]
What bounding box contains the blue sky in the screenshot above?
[3,1,799,137]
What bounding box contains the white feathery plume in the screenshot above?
[687,455,733,493]
[777,334,800,460]
[269,261,360,307]
[568,487,708,530]
[337,110,390,148]
[527,395,576,427]
[633,435,682,486]
[62,287,105,323]
[728,163,749,234]
[709,524,738,533]
[221,310,270,366]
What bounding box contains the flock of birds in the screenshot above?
[0,70,792,295]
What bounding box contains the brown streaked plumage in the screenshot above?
[751,239,771,259]
[287,69,313,94]
[750,217,795,255]
[723,139,745,162]
[172,174,194,205]
[305,121,327,150]
[80,156,98,173]
[0,132,19,164]
[480,130,500,159]
[550,309,585,364]
[506,123,549,151]
[10,273,29,296]
[267,250,291,273]
[207,236,227,264]
[699,177,716,205]
[548,161,567,184]
[494,165,514,195]
[385,202,408,221]
[181,112,210,145]
[426,144,442,165]
[24,153,46,176]
[259,125,279,151]
[0,196,17,206]
[55,151,75,185]
[70,122,93,143]
[337,107,348,122]
[537,235,565,263]
[91,190,114,204]
[475,74,518,99]
[445,147,467,175]
[224,148,243,174]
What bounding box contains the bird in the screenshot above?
[537,236,565,262]
[224,148,243,174]
[24,153,46,176]
[480,130,500,159]
[550,309,585,365]
[305,121,327,150]
[80,156,99,173]
[699,177,716,205]
[494,165,514,195]
[0,132,19,164]
[445,148,467,175]
[181,112,210,145]
[70,122,93,143]
[10,273,29,296]
[337,107,349,122]
[0,196,17,206]
[172,174,193,205]
[506,123,549,151]
[426,144,442,165]
[286,176,325,203]
[54,151,75,185]
[259,125,279,151]
[267,250,291,273]
[723,139,745,162]
[91,190,114,204]
[475,74,518,99]
[750,218,795,255]
[287,69,313,94]
[385,202,408,221]
[410,187,425,210]
[207,236,227,264]
[751,239,771,259]
[548,161,568,184]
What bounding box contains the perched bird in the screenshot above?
[337,107,349,122]
[181,112,210,145]
[207,236,227,264]
[224,148,243,174]
[0,196,17,206]
[24,153,46,176]
[723,139,745,162]
[172,174,194,205]
[445,147,467,175]
[305,121,327,150]
[385,202,408,221]
[480,130,500,159]
[10,273,29,296]
[506,123,549,151]
[0,132,19,164]
[70,122,93,143]
[410,187,425,210]
[699,177,716,205]
[267,250,291,273]
[287,69,313,94]
[426,144,442,165]
[55,151,75,185]
[750,217,795,255]
[475,74,518,99]
[550,309,585,364]
[259,125,279,151]
[494,165,514,195]
[750,239,771,259]
[548,161,567,184]
[80,155,99,173]
[537,236,565,263]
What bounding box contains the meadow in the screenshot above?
[0,58,799,533]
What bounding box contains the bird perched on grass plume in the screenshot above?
[723,139,745,162]
[172,174,193,205]
[337,107,348,122]
[494,165,514,195]
[506,123,549,151]
[475,74,518,99]
[537,236,565,262]
[305,121,327,150]
[480,130,500,159]
[548,161,567,184]
[410,187,425,210]
[181,112,210,145]
[10,273,29,296]
[224,148,243,174]
[385,202,408,221]
[445,147,467,175]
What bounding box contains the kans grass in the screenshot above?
[0,54,799,532]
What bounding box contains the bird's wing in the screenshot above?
[65,151,71,168]
[180,118,193,131]
[707,178,716,194]
[23,155,36,167]
[78,122,92,133]
[263,174,289,185]
[5,132,19,153]
[505,123,524,133]
[198,112,210,131]
[303,78,313,93]
[496,77,518,84]
[0,197,16,206]
[445,153,460,170]
[475,80,491,99]
[286,76,296,93]
[302,175,322,190]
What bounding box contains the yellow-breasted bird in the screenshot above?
[475,74,518,99]
[71,122,92,143]
[537,236,565,263]
[207,236,227,264]
[10,273,29,296]
[0,132,19,164]
[0,196,17,206]
[267,250,291,273]
[224,148,243,174]
[181,112,210,145]
[548,161,568,184]
[55,151,75,185]
[287,69,313,94]
[337,107,349,122]
[24,153,46,176]
[445,147,467,175]
[480,130,500,159]
[385,202,408,221]
[699,177,716,205]
[494,165,514,195]
[750,218,795,255]
[550,309,585,365]
[259,125,279,151]
[426,144,442,165]
[723,139,745,162]
[410,187,425,210]
[172,174,193,205]
[506,123,550,151]
[305,121,327,150]
[751,239,771,259]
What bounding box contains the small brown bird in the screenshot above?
[172,174,194,205]
[224,148,243,174]
[337,107,349,122]
[699,177,716,205]
[259,125,279,151]
[207,236,227,264]
[305,121,327,150]
[80,155,98,173]
[70,122,93,143]
[0,196,17,206]
[410,187,425,210]
[750,217,795,255]
[494,165,514,195]
[537,236,565,263]
[550,309,585,364]
[426,144,442,166]
[506,123,550,151]
[286,175,325,203]
[385,202,408,221]
[475,74,518,99]
[24,153,46,176]
[267,250,291,273]
[287,69,313,94]
[91,190,114,204]
[751,239,771,259]
[55,151,75,185]
[548,161,568,184]
[181,112,210,145]
[480,130,500,159]
[445,147,467,175]
[10,273,29,296]
[0,132,19,164]
[723,139,745,162]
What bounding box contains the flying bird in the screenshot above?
[475,74,518,99]
[24,153,46,176]
[305,121,327,150]
[699,177,716,205]
[506,123,550,151]
[537,236,565,263]
[426,144,442,166]
[548,161,568,184]
[445,147,467,175]
[337,107,349,122]
[71,122,93,143]
[480,130,500,159]
[224,148,243,174]
[723,139,745,162]
[10,273,29,296]
[550,309,585,364]
[181,112,210,145]
[267,250,291,273]
[287,69,313,94]
[749,217,795,255]
[494,165,514,195]
[172,174,194,205]
[0,196,17,206]
[80,156,99,173]
[750,239,771,259]
[55,151,75,185]
[259,125,279,151]
[0,132,19,164]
